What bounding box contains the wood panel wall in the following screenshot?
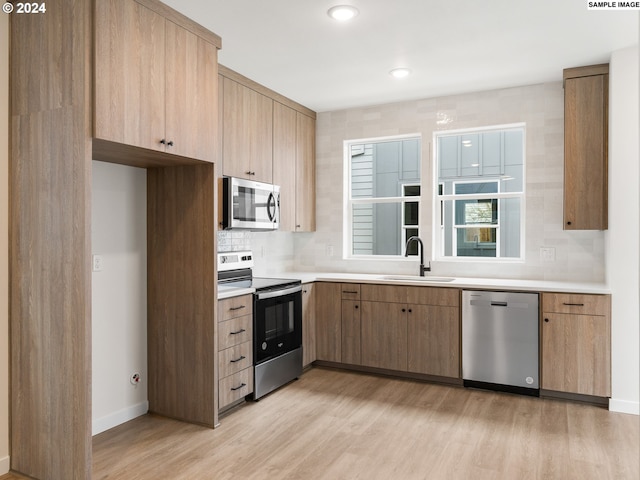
[147,164,217,427]
[10,0,93,478]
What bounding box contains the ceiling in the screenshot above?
[162,0,638,112]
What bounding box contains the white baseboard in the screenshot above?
[0,455,10,475]
[609,398,640,415]
[92,401,149,436]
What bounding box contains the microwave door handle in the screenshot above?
[267,192,276,222]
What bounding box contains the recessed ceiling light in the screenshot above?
[389,68,411,79]
[328,5,359,22]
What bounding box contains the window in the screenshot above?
[434,125,524,260]
[345,135,421,258]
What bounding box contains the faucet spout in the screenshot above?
[405,236,430,276]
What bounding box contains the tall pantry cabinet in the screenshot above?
[10,1,221,478]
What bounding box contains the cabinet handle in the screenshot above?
[230,355,246,363]
[245,171,256,176]
[402,308,406,312]
[167,140,174,147]
[231,383,246,391]
[566,221,572,226]
[343,291,358,294]
[355,305,359,309]
[230,328,246,335]
[562,303,584,307]
[544,318,549,322]
[303,289,307,293]
[229,305,246,311]
[160,139,166,145]
[296,225,301,228]
[408,308,412,313]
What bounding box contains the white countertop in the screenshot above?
[217,272,610,299]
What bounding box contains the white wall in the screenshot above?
[92,161,149,434]
[607,45,639,415]
[0,11,10,476]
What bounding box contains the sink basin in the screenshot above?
[380,275,456,283]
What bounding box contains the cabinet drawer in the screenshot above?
[219,341,253,379]
[219,368,253,409]
[406,287,459,307]
[219,315,253,350]
[341,284,360,300]
[361,284,406,303]
[542,293,610,316]
[218,294,253,322]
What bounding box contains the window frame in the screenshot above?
[432,124,526,263]
[343,133,422,261]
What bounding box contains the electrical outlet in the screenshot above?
[539,247,556,263]
[130,373,141,385]
[92,254,103,272]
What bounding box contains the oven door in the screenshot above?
[223,177,279,230]
[254,285,302,364]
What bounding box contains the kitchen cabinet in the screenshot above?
[361,300,408,371]
[406,287,460,378]
[222,77,273,182]
[341,286,361,365]
[541,293,611,397]
[302,283,317,367]
[218,294,254,410]
[315,282,342,362]
[563,64,609,230]
[95,0,218,162]
[273,103,317,232]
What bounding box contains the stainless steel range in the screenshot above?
[218,251,303,400]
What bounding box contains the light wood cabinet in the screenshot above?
[563,64,608,230]
[295,113,316,232]
[315,283,342,362]
[541,293,611,397]
[95,0,218,162]
[361,301,408,371]
[222,77,273,182]
[341,282,362,366]
[302,283,317,367]
[218,295,254,410]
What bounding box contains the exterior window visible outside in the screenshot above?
[345,135,421,258]
[434,125,525,260]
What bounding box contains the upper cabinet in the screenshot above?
[222,77,274,182]
[219,66,317,231]
[94,0,219,163]
[563,64,609,230]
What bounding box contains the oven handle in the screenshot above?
[256,284,302,300]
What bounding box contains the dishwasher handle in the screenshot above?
[490,301,508,307]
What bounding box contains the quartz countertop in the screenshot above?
[217,272,610,299]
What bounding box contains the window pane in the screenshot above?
[456,227,497,257]
[455,182,498,195]
[404,201,419,225]
[499,198,521,258]
[455,199,497,225]
[351,202,404,255]
[405,228,419,255]
[404,185,420,196]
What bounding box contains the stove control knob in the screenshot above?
[262,342,267,350]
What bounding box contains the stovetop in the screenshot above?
[217,250,301,293]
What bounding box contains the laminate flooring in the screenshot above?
[3,367,639,480]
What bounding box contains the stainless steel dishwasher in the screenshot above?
[462,290,539,396]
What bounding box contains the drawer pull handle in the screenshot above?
[230,355,246,363]
[562,303,584,307]
[229,305,246,311]
[230,328,246,335]
[231,383,247,391]
[343,291,358,294]
[544,318,549,323]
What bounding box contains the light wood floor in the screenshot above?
[3,367,639,480]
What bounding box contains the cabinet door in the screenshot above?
[542,313,611,396]
[302,284,316,367]
[564,72,608,230]
[295,113,316,231]
[273,102,297,232]
[94,0,165,152]
[361,302,407,371]
[341,300,361,365]
[315,283,342,362]
[165,22,217,162]
[407,305,460,378]
[222,78,273,182]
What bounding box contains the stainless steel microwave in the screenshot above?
[222,177,280,230]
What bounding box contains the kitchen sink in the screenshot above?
[380,275,456,283]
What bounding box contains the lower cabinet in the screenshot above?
[541,293,611,397]
[361,301,408,371]
[218,295,254,410]
[315,283,342,362]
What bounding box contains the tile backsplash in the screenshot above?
[219,81,606,283]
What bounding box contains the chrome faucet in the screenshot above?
[405,236,431,277]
